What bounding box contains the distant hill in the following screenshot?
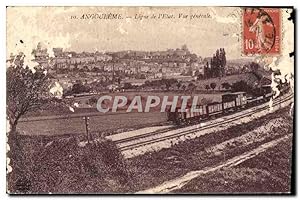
[202,58,255,66]
[227,58,255,66]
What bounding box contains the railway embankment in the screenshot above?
[128,106,293,193]
[118,93,293,158]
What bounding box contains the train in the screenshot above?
[167,84,290,125]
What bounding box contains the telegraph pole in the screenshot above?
[112,61,115,84]
[83,116,90,143]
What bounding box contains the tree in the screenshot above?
[250,62,260,72]
[161,78,177,91]
[221,82,231,90]
[72,80,92,94]
[72,81,86,94]
[231,80,254,94]
[123,82,133,89]
[204,61,210,79]
[220,48,227,76]
[197,74,204,80]
[188,82,196,93]
[176,82,182,90]
[210,82,217,91]
[194,70,200,77]
[89,97,98,105]
[211,55,216,77]
[208,48,227,78]
[205,85,210,91]
[7,64,49,134]
[140,74,146,79]
[144,80,150,86]
[164,79,172,91]
[186,67,193,76]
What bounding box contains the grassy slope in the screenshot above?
[175,137,293,194]
[124,107,293,192]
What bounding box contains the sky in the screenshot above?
[7,6,243,59]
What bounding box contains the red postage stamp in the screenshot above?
[242,8,281,55]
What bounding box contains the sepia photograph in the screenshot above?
[6,6,295,194]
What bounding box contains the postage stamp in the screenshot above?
[242,8,281,55]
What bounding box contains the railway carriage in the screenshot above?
[193,105,207,117]
[223,100,236,112]
[167,104,208,125]
[207,103,223,116]
[167,107,189,125]
[166,108,181,124]
[222,92,247,108]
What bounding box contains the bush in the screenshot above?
[7,135,129,193]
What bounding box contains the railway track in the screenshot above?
[115,93,293,153]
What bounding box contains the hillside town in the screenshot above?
[7,42,264,96]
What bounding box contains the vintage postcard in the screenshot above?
[6,6,295,194]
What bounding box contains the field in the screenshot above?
[18,91,225,136]
[72,91,224,111]
[18,112,168,136]
[26,91,225,116]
